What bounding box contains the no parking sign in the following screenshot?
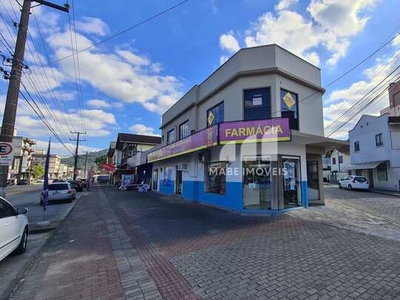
[0,142,13,166]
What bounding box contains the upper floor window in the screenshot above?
[375,133,383,147]
[332,157,336,165]
[179,120,190,140]
[244,88,271,121]
[339,156,343,164]
[167,129,176,145]
[281,89,299,130]
[354,141,360,152]
[207,102,224,127]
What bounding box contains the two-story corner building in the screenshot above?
[347,113,400,191]
[147,45,346,212]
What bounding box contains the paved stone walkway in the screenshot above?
[9,185,400,300]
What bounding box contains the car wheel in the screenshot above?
[14,227,28,254]
[348,184,353,191]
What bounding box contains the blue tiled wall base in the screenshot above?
[182,181,243,211]
[301,181,308,208]
[159,180,175,194]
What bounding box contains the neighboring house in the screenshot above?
[380,81,400,117]
[8,137,35,183]
[31,154,61,179]
[347,114,400,191]
[146,44,345,212]
[107,134,161,185]
[115,133,161,168]
[325,145,350,183]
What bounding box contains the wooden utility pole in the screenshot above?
[0,0,69,197]
[70,131,86,179]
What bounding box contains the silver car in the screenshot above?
[40,182,76,205]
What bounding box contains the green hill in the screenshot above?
[61,149,107,171]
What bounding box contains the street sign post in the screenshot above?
[0,142,13,166]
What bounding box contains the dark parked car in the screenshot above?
[69,180,84,192]
[17,179,29,185]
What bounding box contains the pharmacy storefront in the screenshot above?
[148,118,331,212]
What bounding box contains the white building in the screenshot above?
[347,114,400,191]
[146,45,345,211]
[325,146,350,182]
[8,137,35,183]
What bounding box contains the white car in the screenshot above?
[0,197,29,262]
[338,175,369,191]
[40,182,76,205]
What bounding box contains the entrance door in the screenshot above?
[175,168,182,194]
[152,169,158,191]
[282,157,301,208]
[243,157,272,210]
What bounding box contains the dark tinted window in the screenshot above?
[0,199,16,218]
[49,184,69,190]
[244,88,270,121]
[354,177,367,182]
[207,102,224,127]
[281,89,299,130]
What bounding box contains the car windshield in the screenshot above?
[49,184,69,190]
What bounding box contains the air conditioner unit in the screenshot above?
[177,163,189,171]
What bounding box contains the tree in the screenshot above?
[95,155,107,167]
[32,164,45,179]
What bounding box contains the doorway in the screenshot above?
[243,157,272,210]
[152,169,158,191]
[175,168,182,194]
[281,156,301,208]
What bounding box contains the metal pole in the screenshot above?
[0,0,32,197]
[73,132,79,180]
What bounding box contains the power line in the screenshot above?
[326,69,400,137]
[32,0,190,70]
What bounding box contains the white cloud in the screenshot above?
[219,32,240,53]
[33,139,103,156]
[87,99,112,108]
[275,0,298,11]
[393,34,400,47]
[220,0,378,67]
[46,25,183,114]
[75,17,110,36]
[129,124,160,136]
[324,47,400,138]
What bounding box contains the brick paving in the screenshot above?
[103,187,400,300]
[325,185,400,224]
[9,185,400,300]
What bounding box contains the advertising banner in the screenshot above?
[219,118,291,144]
[148,125,218,163]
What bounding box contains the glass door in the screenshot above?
[152,169,158,191]
[243,157,272,210]
[175,168,182,194]
[282,157,301,208]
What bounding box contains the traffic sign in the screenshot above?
[0,142,13,166]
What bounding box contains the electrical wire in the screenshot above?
[32,0,190,70]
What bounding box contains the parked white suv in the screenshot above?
[0,197,29,262]
[338,175,369,191]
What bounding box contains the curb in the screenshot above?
[29,193,84,234]
[370,190,400,198]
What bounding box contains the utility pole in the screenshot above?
[0,0,69,197]
[70,131,86,180]
[83,151,88,178]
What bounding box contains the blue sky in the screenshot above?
[0,0,399,155]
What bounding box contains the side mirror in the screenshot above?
[17,208,28,215]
